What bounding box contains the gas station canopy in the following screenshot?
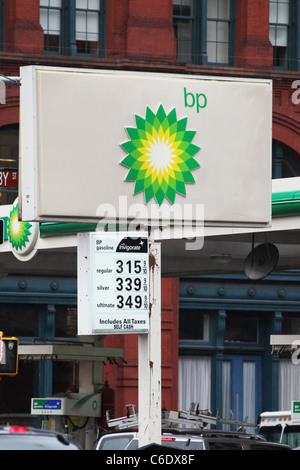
[0,177,299,279]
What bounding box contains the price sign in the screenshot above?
[78,232,149,334]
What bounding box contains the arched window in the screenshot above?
[272,140,300,178]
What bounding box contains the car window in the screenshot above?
[281,425,300,448]
[249,443,290,450]
[259,424,282,442]
[162,441,204,450]
[99,434,135,450]
[0,435,79,450]
[207,441,243,450]
[126,440,138,450]
[126,439,204,450]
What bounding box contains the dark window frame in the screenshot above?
[269,0,291,69]
[40,0,106,57]
[173,0,235,66]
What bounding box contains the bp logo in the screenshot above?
[120,105,200,206]
[8,199,39,257]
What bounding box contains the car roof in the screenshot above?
[162,428,265,439]
[0,426,82,449]
[127,434,291,450]
[96,427,291,450]
[96,427,266,444]
[0,425,67,437]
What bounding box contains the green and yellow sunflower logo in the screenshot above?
[8,203,32,251]
[120,105,201,206]
[8,200,39,255]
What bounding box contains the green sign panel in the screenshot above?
[293,401,300,414]
[32,399,62,411]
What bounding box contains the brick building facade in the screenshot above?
[0,0,299,427]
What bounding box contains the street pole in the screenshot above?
[138,239,161,448]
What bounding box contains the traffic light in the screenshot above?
[0,336,18,376]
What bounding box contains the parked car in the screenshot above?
[0,426,83,450]
[94,428,291,451]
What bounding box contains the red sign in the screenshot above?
[0,170,17,188]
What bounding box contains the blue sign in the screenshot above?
[32,399,62,410]
[44,399,62,410]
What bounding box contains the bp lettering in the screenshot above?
[184,87,207,113]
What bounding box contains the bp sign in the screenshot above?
[7,199,39,260]
[292,400,300,419]
[19,66,272,229]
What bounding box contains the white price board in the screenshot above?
[77,232,149,335]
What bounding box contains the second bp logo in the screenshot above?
[8,199,39,258]
[120,105,201,206]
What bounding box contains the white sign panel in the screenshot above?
[78,232,149,335]
[20,66,272,228]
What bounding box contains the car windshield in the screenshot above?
[0,434,79,450]
[259,424,282,443]
[98,434,135,450]
[281,425,300,448]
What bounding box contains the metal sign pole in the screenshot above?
[138,239,161,448]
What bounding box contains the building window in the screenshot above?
[272,141,300,178]
[269,0,290,68]
[40,0,62,53]
[173,0,235,65]
[179,309,209,341]
[282,314,300,334]
[0,0,4,52]
[40,0,105,56]
[173,0,194,63]
[0,125,18,206]
[224,312,258,344]
[76,0,102,55]
[207,0,231,64]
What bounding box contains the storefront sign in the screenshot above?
[0,170,17,188]
[77,232,149,335]
[32,398,62,413]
